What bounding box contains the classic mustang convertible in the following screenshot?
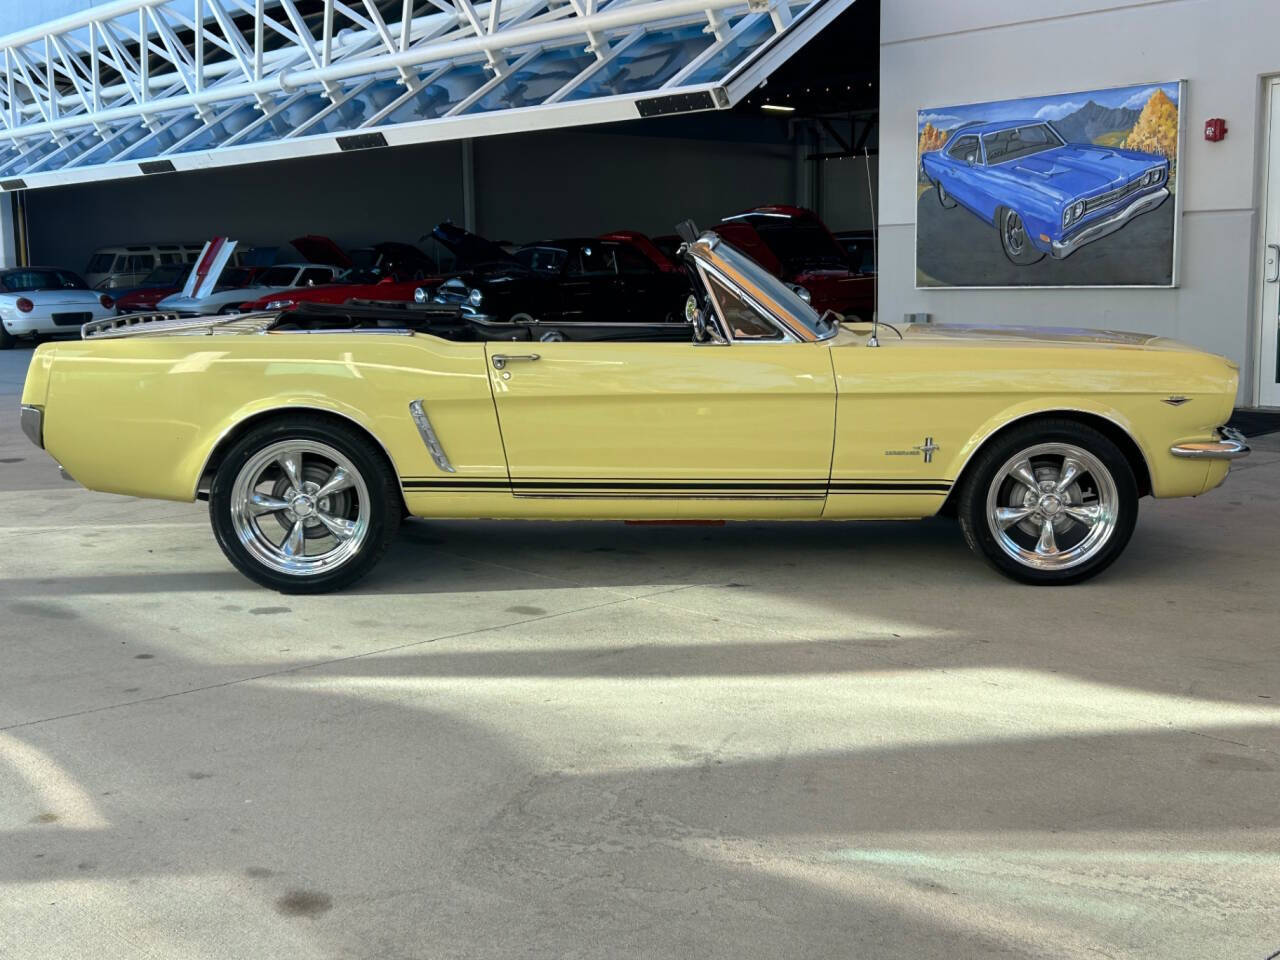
[920,119,1171,264]
[18,226,1246,592]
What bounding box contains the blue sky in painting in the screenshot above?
[918,82,1180,132]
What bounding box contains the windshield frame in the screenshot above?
[687,233,837,342]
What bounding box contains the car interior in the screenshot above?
[269,300,696,343]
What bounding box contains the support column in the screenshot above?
[461,138,477,233]
[792,120,818,212]
[0,193,18,269]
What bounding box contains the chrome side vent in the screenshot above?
[408,399,456,473]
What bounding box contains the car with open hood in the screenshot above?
[238,227,510,313]
[919,119,1170,264]
[428,231,690,328]
[718,206,875,320]
[19,222,1246,593]
[158,262,341,316]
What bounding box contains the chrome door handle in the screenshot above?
[1267,243,1280,283]
[491,353,540,370]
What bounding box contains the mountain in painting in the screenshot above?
[1052,100,1141,144]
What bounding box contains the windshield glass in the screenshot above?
[214,267,256,291]
[143,264,188,286]
[700,236,836,340]
[982,123,1064,164]
[258,266,303,286]
[86,254,116,274]
[2,269,88,292]
[514,246,567,274]
[746,220,846,271]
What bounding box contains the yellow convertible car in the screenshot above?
[18,227,1248,592]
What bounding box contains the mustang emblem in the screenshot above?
[884,437,940,463]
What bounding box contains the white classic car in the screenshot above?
[0,267,116,349]
[157,263,341,317]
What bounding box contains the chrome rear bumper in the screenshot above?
[1170,426,1250,460]
[19,404,43,449]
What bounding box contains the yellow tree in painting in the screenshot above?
[918,122,949,155]
[917,123,950,181]
[1124,88,1178,161]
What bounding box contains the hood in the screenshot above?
[290,235,352,268]
[899,323,1192,350]
[1002,145,1165,201]
[430,223,516,267]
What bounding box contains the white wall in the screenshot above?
[880,0,1280,402]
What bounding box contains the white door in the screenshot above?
[1260,77,1280,407]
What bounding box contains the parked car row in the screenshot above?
[0,205,875,349]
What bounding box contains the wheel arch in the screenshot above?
[943,408,1153,513]
[194,404,407,511]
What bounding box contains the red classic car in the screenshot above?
[237,230,489,312]
[717,206,875,320]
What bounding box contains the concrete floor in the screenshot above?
[2,342,1279,960]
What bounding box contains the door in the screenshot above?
[557,244,623,321]
[1260,77,1280,407]
[610,242,680,322]
[485,340,836,516]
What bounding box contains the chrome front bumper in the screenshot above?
[1051,187,1170,259]
[1170,426,1250,460]
[19,403,43,448]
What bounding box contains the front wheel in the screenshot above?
[957,420,1138,585]
[209,417,401,593]
[997,207,1046,265]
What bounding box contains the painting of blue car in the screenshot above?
[916,82,1181,287]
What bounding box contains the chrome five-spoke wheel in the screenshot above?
[985,443,1117,571]
[230,440,371,577]
[210,417,401,593]
[958,420,1138,585]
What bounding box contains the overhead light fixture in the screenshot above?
[761,103,795,114]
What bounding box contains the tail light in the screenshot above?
[15,297,33,313]
[99,294,114,309]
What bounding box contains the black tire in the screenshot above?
[209,416,401,593]
[996,206,1046,265]
[957,419,1138,585]
[0,324,15,350]
[935,180,957,209]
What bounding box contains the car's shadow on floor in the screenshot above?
[0,512,1204,598]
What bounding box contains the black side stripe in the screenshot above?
[402,478,953,493]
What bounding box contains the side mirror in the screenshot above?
[965,153,977,166]
[687,293,726,345]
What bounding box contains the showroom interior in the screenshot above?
[1,0,879,280]
[2,2,1280,959]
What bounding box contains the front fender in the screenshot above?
[946,396,1214,500]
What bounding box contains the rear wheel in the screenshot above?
[209,417,401,593]
[957,420,1138,585]
[935,180,957,209]
[0,324,15,349]
[997,206,1046,265]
